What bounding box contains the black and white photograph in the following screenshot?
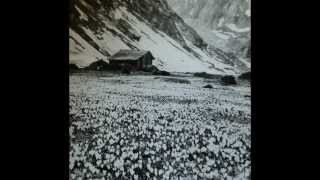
[69,0,251,179]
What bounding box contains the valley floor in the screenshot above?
[69,73,251,180]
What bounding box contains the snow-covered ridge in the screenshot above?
[70,0,240,74]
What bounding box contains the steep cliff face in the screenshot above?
[70,0,241,74]
[168,0,250,30]
[168,0,251,64]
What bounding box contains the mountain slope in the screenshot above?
[70,0,239,74]
[168,0,251,67]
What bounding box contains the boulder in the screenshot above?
[203,84,213,89]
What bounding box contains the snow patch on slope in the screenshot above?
[212,30,230,40]
[115,7,234,74]
[116,7,225,74]
[69,29,106,68]
[245,9,251,17]
[176,25,235,74]
[83,26,131,55]
[75,6,88,21]
[238,58,251,68]
[226,24,250,33]
[218,17,225,27]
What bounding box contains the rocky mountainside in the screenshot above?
[70,0,245,74]
[168,0,251,65]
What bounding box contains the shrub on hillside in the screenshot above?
[194,72,221,79]
[239,72,251,80]
[153,70,171,76]
[143,65,159,73]
[69,64,79,70]
[221,75,237,85]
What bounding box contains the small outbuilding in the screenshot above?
[109,50,154,71]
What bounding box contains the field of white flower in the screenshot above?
[69,73,251,180]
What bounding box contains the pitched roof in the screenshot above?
[109,49,151,61]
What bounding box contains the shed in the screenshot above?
[109,50,154,71]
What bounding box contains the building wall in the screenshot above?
[141,53,153,69]
[109,60,139,70]
[109,53,153,70]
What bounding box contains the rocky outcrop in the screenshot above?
[168,0,251,61]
